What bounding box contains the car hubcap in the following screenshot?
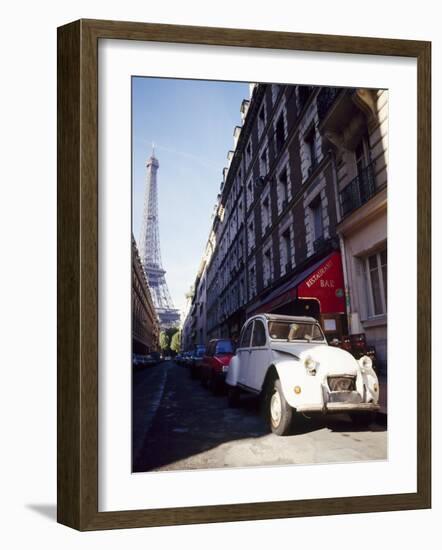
[270,391,282,427]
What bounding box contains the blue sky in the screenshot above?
[132,77,249,315]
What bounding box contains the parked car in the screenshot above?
[149,351,162,365]
[200,339,235,393]
[181,351,192,366]
[226,314,379,435]
[189,345,206,379]
[135,352,161,368]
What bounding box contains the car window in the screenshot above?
[268,321,325,342]
[215,340,234,354]
[251,320,266,347]
[240,322,253,348]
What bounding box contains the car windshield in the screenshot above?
[268,321,325,342]
[215,340,234,354]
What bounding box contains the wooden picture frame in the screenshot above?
[57,18,431,531]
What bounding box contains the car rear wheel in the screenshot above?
[268,379,293,436]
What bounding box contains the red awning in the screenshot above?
[247,251,345,316]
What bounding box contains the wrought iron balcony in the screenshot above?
[339,162,379,218]
[313,236,327,253]
[317,87,341,120]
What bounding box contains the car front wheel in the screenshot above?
[268,379,293,436]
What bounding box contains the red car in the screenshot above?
[200,339,235,393]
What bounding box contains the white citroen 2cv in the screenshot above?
[226,314,380,435]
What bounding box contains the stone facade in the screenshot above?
[132,236,160,354]
[185,84,388,366]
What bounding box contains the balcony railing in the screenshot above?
[339,162,379,218]
[317,87,341,120]
[313,236,327,253]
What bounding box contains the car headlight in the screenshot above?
[303,356,317,375]
[359,355,373,372]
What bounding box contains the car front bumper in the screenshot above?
[296,402,380,413]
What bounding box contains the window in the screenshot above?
[249,265,256,299]
[305,127,317,173]
[258,103,266,136]
[246,179,253,208]
[282,229,291,270]
[240,322,253,348]
[252,320,267,347]
[263,247,273,286]
[355,133,370,175]
[248,221,255,251]
[277,167,289,211]
[259,148,268,177]
[310,196,323,241]
[262,196,271,230]
[245,140,252,167]
[275,113,285,153]
[268,321,325,342]
[215,340,234,355]
[365,248,387,316]
[353,133,374,203]
[207,341,216,356]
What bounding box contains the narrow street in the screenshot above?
[133,360,387,472]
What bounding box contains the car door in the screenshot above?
[237,321,254,387]
[248,319,271,390]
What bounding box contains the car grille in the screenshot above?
[328,376,356,392]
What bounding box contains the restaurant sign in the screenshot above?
[297,251,345,313]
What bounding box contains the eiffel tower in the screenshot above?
[138,148,180,329]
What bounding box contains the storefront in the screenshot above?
[247,251,347,341]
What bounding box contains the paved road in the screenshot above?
[133,360,387,472]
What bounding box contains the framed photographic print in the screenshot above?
[57,19,431,530]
